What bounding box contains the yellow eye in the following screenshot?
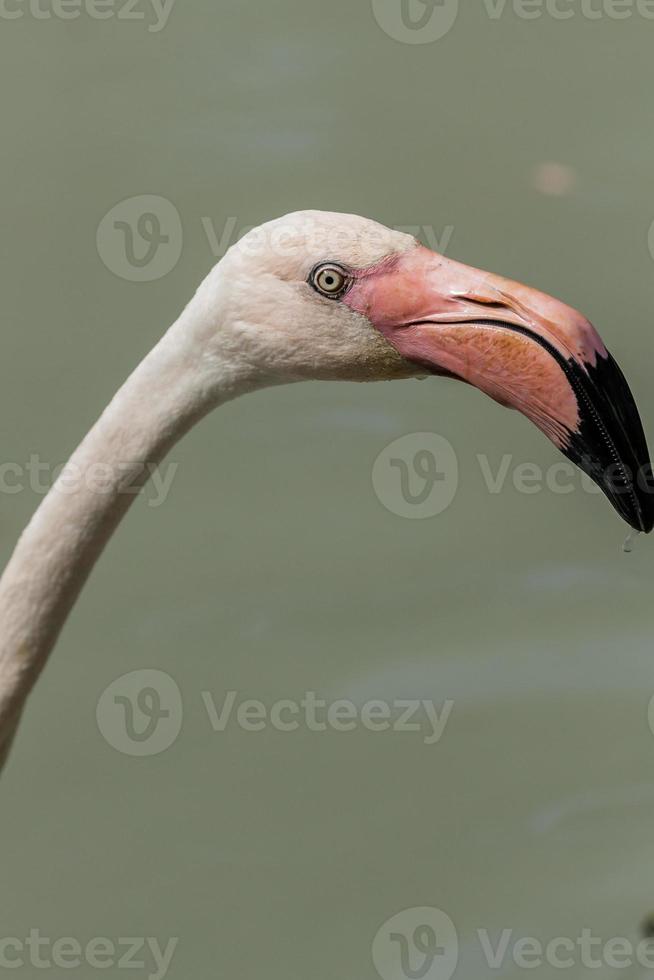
[311,263,349,298]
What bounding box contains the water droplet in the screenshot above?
[623,529,641,554]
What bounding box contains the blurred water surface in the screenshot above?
[1,2,654,977]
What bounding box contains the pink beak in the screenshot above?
[343,245,653,532]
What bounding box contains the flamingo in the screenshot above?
[0,209,651,770]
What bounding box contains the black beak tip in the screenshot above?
[632,465,654,534]
[614,480,654,534]
[564,351,654,536]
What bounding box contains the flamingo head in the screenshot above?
[217,210,653,532]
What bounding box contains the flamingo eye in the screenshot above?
[310,263,350,299]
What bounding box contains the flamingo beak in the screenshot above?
[345,245,654,532]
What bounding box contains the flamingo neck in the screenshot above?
[0,277,266,759]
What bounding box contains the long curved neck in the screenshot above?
[0,278,266,764]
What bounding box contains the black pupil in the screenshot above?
[316,267,343,294]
